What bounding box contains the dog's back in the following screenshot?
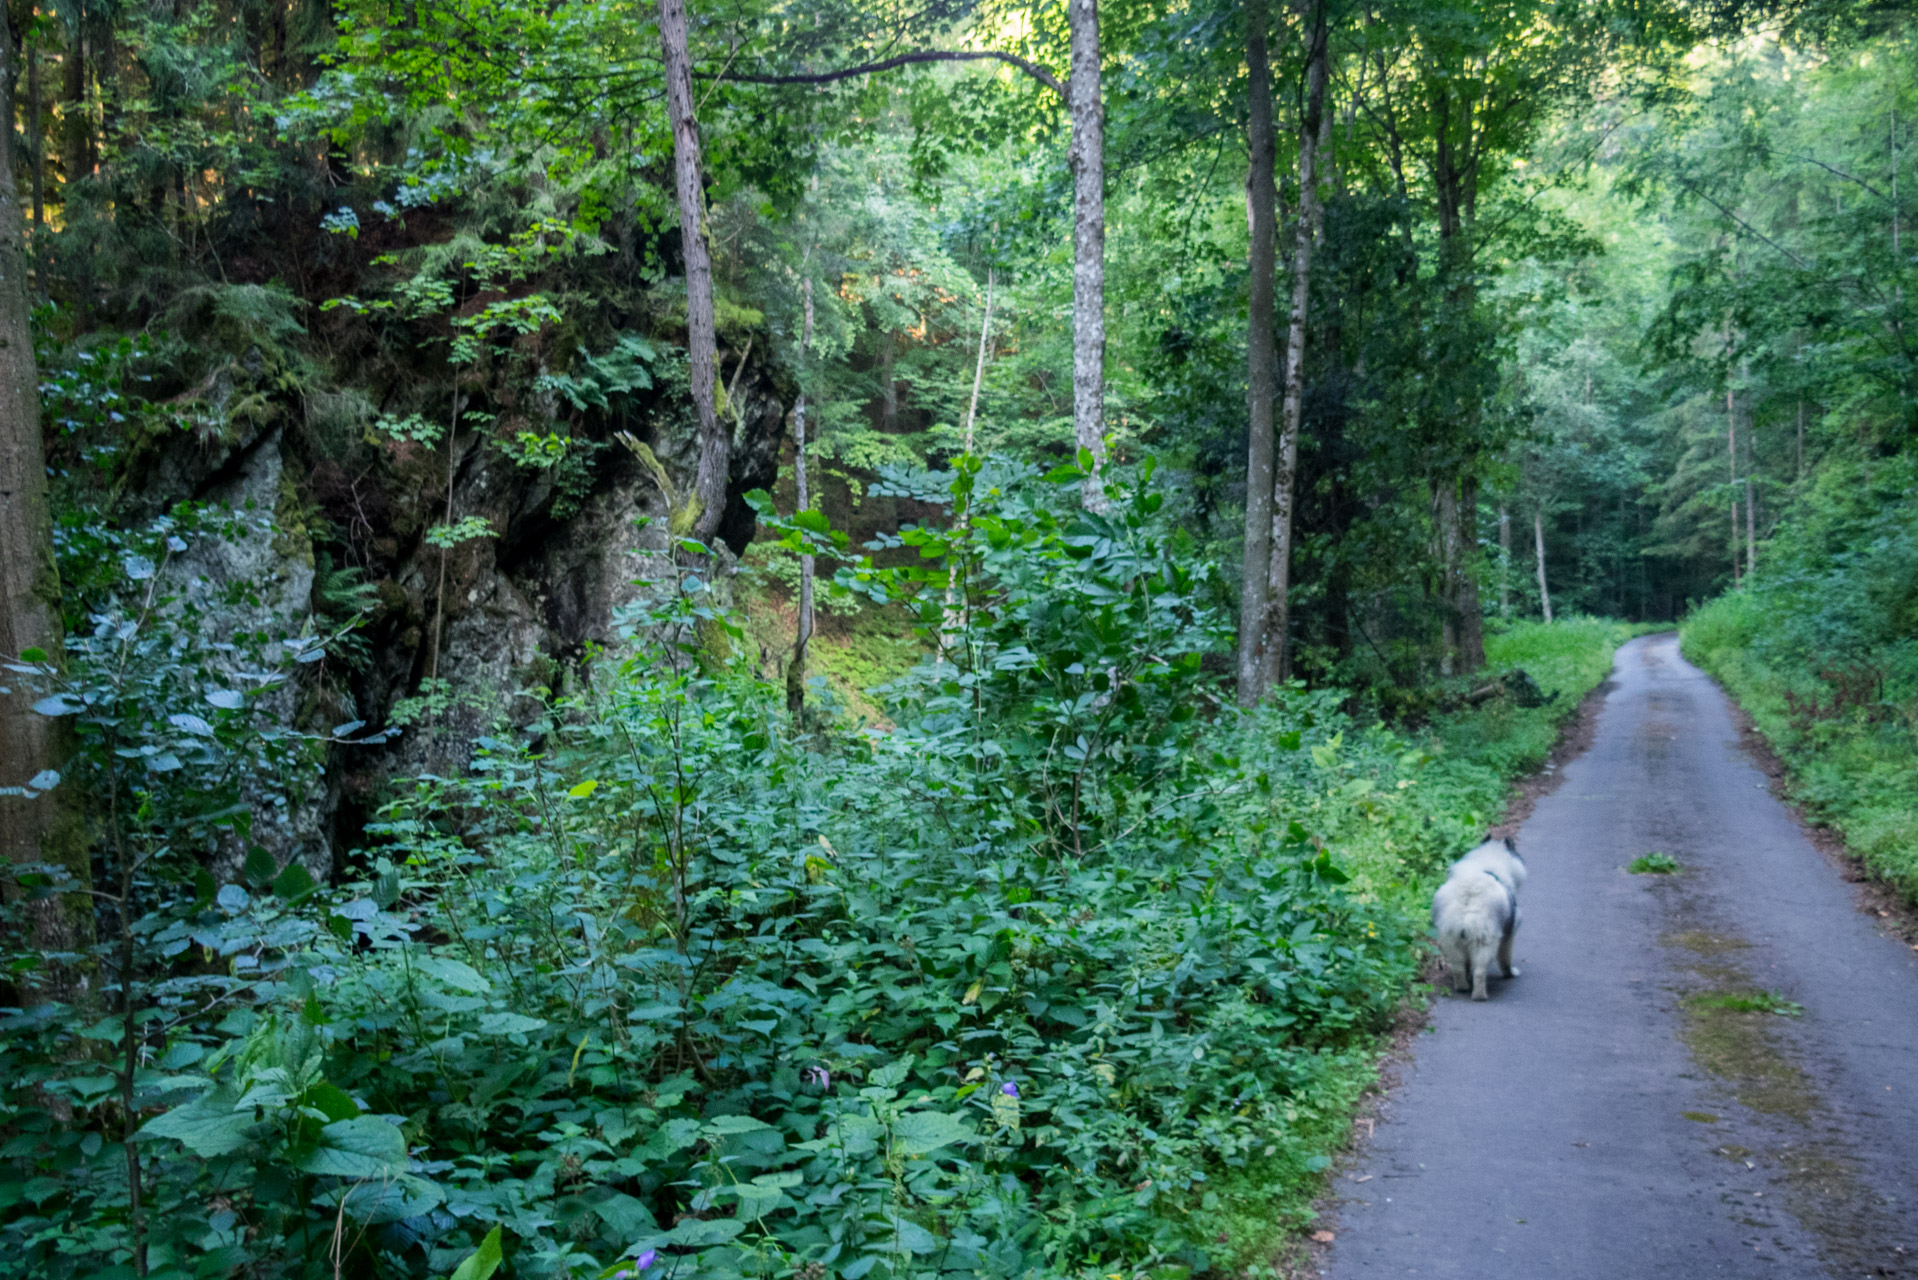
[1432,838,1525,1001]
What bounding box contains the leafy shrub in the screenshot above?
[1683,453,1918,899]
[1,464,1634,1279]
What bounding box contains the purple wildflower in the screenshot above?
[637,1249,659,1270]
[804,1066,830,1089]
[1000,1081,1019,1098]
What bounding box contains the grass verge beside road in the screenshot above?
[1684,593,1918,903]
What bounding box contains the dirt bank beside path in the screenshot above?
[1319,633,1918,1279]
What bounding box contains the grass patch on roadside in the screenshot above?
[1683,591,1918,903]
[1689,990,1805,1017]
[1630,852,1682,874]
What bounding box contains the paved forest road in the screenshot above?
[1323,634,1918,1279]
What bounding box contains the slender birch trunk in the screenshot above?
[942,272,995,649]
[1237,0,1279,706]
[880,330,898,434]
[1498,506,1511,616]
[1727,385,1740,587]
[786,270,815,717]
[1456,475,1484,671]
[657,0,727,541]
[1434,480,1459,676]
[1533,508,1553,624]
[1067,0,1108,511]
[1264,0,1328,688]
[28,46,44,232]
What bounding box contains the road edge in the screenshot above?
[1276,651,1628,1280]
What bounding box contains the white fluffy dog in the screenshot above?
[1431,837,1526,1001]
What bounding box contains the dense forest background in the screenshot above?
[0,0,1913,1272]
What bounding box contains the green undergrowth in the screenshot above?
[1684,560,1918,903]
[0,461,1639,1280]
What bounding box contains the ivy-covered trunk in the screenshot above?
[0,4,92,999]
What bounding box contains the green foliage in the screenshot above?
[1628,853,1682,874]
[2,460,1641,1278]
[1683,455,1918,900]
[0,505,388,1279]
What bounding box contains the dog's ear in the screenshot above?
[1503,836,1518,854]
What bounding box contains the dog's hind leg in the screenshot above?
[1498,919,1520,979]
[1441,936,1472,994]
[1469,940,1497,1001]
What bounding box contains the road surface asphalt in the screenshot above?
[1323,633,1918,1279]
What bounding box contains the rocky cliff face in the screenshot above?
[144,335,793,880]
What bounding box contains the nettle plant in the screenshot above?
[6,464,1416,1280]
[760,455,1232,860]
[0,504,387,1279]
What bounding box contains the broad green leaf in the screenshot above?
[449,1225,504,1280]
[416,955,491,993]
[891,1111,974,1157]
[477,1012,545,1036]
[139,1086,253,1157]
[297,1115,407,1179]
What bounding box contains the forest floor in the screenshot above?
[1312,633,1918,1279]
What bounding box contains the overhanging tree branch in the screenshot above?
[699,50,1065,99]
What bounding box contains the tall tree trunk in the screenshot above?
[1498,506,1511,615]
[1264,0,1328,688]
[1533,508,1553,624]
[787,273,815,717]
[657,0,727,541]
[28,45,44,231]
[1434,480,1459,675]
[0,5,91,1001]
[1745,473,1756,578]
[1456,474,1484,670]
[1726,385,1740,587]
[60,14,87,189]
[880,329,898,433]
[1067,0,1108,511]
[1796,398,1804,480]
[1236,0,1278,706]
[941,272,996,650]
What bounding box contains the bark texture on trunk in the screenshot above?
[1067,0,1108,511]
[1264,0,1328,689]
[0,8,91,997]
[1533,508,1553,624]
[657,0,727,541]
[1236,0,1278,707]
